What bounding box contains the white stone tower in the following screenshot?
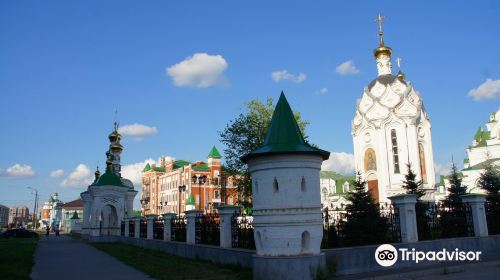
[242,92,330,279]
[352,13,436,203]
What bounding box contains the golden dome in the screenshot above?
[110,142,123,152]
[373,44,392,58]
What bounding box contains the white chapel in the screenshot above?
[352,14,436,203]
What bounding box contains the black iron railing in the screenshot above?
[140,219,147,238]
[171,216,186,242]
[153,219,164,240]
[120,221,125,236]
[486,199,500,235]
[195,213,220,246]
[128,220,135,237]
[231,210,255,250]
[417,202,474,240]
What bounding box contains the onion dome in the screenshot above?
[108,122,121,142]
[94,166,101,183]
[374,44,392,58]
[110,142,123,152]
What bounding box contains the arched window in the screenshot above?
[273,177,279,193]
[301,231,310,253]
[419,143,427,183]
[391,129,400,173]
[364,148,377,172]
[301,177,306,192]
[254,180,259,194]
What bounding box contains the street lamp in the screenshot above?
[27,187,38,230]
[178,185,186,214]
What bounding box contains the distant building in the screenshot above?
[61,198,83,232]
[0,204,9,228]
[461,107,500,193]
[8,206,30,227]
[141,146,239,215]
[320,172,354,209]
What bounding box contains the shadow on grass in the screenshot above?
[0,238,38,280]
[92,242,252,280]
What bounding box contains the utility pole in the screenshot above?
[28,187,38,229]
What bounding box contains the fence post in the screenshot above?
[146,214,157,240]
[124,218,130,237]
[134,217,141,238]
[218,205,239,248]
[388,194,418,243]
[162,213,177,241]
[461,194,488,237]
[185,210,201,244]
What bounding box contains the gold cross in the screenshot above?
[396,57,402,70]
[374,12,386,46]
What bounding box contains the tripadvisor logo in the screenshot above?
[375,244,482,267]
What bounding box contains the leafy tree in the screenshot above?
[219,98,309,208]
[340,172,390,246]
[401,163,431,239]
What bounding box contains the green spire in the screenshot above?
[71,211,79,220]
[241,92,330,162]
[144,163,151,171]
[186,193,196,205]
[208,146,222,159]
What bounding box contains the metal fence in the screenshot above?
[120,221,125,236]
[322,203,401,249]
[195,213,220,246]
[485,200,500,235]
[128,220,135,237]
[417,202,474,241]
[140,219,147,239]
[231,211,255,250]
[171,216,187,242]
[153,218,164,240]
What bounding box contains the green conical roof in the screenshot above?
[144,163,151,171]
[71,211,79,219]
[186,193,196,205]
[208,146,222,158]
[92,167,126,187]
[241,92,330,162]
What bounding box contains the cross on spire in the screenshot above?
[114,110,119,131]
[374,12,386,46]
[396,57,402,70]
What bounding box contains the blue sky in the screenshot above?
[1,1,499,210]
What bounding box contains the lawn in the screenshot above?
[92,243,252,280]
[0,238,38,280]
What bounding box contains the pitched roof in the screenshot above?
[144,163,151,171]
[241,92,330,162]
[92,167,127,187]
[62,198,83,209]
[208,146,222,159]
[462,158,500,171]
[193,164,210,172]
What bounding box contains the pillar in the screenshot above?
[218,206,239,248]
[124,218,130,237]
[388,194,418,243]
[185,210,201,244]
[146,214,157,240]
[162,213,177,241]
[134,217,141,239]
[461,194,488,237]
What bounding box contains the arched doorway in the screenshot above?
[100,204,118,236]
[364,148,379,203]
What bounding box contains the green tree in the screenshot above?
[340,172,390,246]
[477,162,500,234]
[401,163,431,239]
[401,163,425,197]
[440,162,469,238]
[443,162,467,208]
[219,98,309,208]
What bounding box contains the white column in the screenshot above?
[162,213,177,241]
[388,194,418,243]
[124,218,130,237]
[218,206,239,248]
[185,210,201,244]
[146,214,157,240]
[461,194,488,237]
[134,217,141,238]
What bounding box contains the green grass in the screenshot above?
[66,232,82,240]
[92,243,252,280]
[0,238,38,280]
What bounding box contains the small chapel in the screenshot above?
[352,14,436,203]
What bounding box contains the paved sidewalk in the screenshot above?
[31,235,152,280]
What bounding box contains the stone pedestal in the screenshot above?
[218,206,239,248]
[146,214,157,240]
[389,194,418,243]
[185,210,201,244]
[134,217,141,239]
[124,218,130,237]
[461,194,488,237]
[162,213,177,241]
[253,253,326,280]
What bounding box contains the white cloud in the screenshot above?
[60,164,93,188]
[468,79,500,101]
[50,169,64,178]
[318,87,329,94]
[434,163,451,177]
[271,70,307,83]
[121,156,175,187]
[321,152,355,175]
[118,123,158,140]
[335,60,360,75]
[0,164,36,178]
[166,53,228,88]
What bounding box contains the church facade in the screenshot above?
[352,15,436,203]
